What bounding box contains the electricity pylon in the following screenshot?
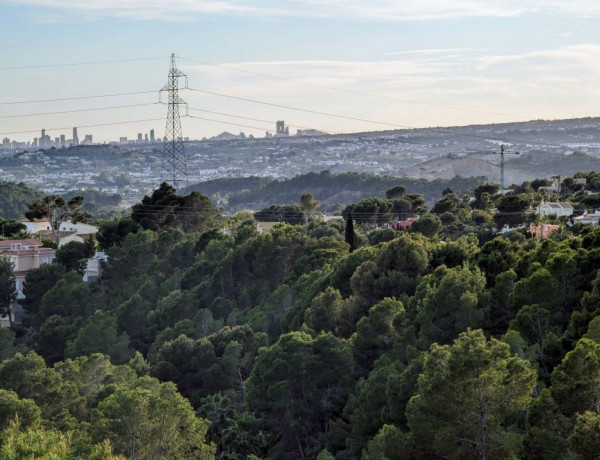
[495,144,520,192]
[160,53,188,189]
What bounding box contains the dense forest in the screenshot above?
[2,174,600,458]
[185,171,486,212]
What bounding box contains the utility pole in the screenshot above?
[160,53,188,189]
[495,144,520,192]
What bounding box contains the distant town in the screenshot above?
[2,117,600,205]
[1,120,324,151]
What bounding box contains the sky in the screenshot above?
[2,0,600,143]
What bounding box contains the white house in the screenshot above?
[573,210,600,226]
[21,218,51,233]
[58,221,98,234]
[21,219,98,246]
[537,202,574,217]
[83,251,108,284]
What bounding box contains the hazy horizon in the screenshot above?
[3,0,600,143]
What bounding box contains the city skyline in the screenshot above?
[2,1,600,142]
[1,122,307,150]
[2,126,162,150]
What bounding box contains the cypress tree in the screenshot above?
[345,211,357,253]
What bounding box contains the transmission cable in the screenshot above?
[0,118,165,136]
[0,56,167,71]
[0,91,158,106]
[0,103,160,119]
[185,87,600,149]
[187,107,342,135]
[179,56,531,120]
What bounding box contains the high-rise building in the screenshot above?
[73,127,79,146]
[137,133,142,143]
[2,138,9,149]
[275,120,289,136]
[60,134,66,147]
[150,129,155,142]
[276,121,284,134]
[39,129,52,148]
[83,134,93,145]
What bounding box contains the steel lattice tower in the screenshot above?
[160,53,188,189]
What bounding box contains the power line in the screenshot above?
[186,110,437,146]
[0,103,160,119]
[0,118,165,136]
[0,56,167,71]
[187,108,342,135]
[185,87,600,149]
[188,115,276,133]
[179,56,531,120]
[0,91,157,106]
[0,57,593,150]
[186,86,412,128]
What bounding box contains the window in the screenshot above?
[43,257,50,264]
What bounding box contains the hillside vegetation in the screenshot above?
[185,171,485,211]
[2,176,600,458]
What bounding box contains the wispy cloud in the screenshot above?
[178,42,600,127]
[10,0,600,22]
[385,48,484,56]
[477,44,600,72]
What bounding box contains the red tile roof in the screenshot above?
[0,239,43,248]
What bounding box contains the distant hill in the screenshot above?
[186,171,486,212]
[508,150,600,178]
[210,132,243,141]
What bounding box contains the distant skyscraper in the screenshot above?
[60,134,66,147]
[276,121,285,135]
[73,127,79,146]
[150,129,155,142]
[137,133,142,142]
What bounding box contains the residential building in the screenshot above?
[392,217,417,230]
[0,239,55,291]
[83,251,108,284]
[537,201,574,217]
[573,210,600,226]
[529,223,559,240]
[21,218,51,233]
[0,239,56,327]
[21,219,99,246]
